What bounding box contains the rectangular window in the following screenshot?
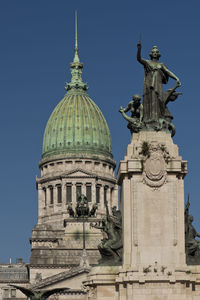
[86,184,92,202]
[76,184,82,201]
[104,187,107,204]
[49,186,53,204]
[110,188,113,205]
[4,289,9,298]
[66,184,72,203]
[57,185,62,203]
[43,188,47,206]
[11,289,16,298]
[96,186,100,203]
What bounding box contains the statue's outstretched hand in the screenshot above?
[137,41,142,49]
[119,107,124,113]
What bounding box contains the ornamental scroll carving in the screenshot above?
[85,286,97,300]
[141,142,169,188]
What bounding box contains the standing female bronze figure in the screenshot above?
[137,42,181,124]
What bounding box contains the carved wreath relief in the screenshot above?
[142,142,169,188]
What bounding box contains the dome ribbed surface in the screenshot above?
[42,90,113,161]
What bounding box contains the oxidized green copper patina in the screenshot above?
[42,28,113,164]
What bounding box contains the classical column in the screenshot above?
[91,183,95,204]
[46,186,50,214]
[72,182,76,208]
[112,184,119,208]
[38,184,44,223]
[62,183,66,211]
[53,185,57,212]
[100,185,104,211]
[106,187,111,211]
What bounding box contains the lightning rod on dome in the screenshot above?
[73,10,80,63]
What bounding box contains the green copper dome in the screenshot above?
[41,37,113,164]
[42,90,113,162]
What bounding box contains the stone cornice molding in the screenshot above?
[37,168,116,185]
[30,266,91,289]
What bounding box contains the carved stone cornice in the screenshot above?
[30,238,58,243]
[37,168,116,185]
[30,266,91,289]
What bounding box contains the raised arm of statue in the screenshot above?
[137,42,146,65]
[137,42,152,72]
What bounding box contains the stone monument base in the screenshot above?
[85,265,200,299]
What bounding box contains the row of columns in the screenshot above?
[38,181,118,219]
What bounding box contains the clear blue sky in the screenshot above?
[0,0,200,262]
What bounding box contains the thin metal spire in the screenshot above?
[65,11,88,91]
[73,10,80,63]
[75,10,78,51]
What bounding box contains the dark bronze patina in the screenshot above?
[10,285,68,300]
[185,197,200,265]
[119,42,182,136]
[91,201,122,265]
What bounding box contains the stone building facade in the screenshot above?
[0,23,118,300]
[1,20,200,300]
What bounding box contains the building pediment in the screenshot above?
[37,168,98,184]
[63,168,96,178]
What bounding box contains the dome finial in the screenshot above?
[65,11,88,91]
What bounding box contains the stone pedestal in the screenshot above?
[85,265,200,299]
[85,131,195,300]
[117,131,187,269]
[84,266,120,300]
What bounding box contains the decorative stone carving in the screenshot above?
[34,272,42,283]
[142,142,168,188]
[87,286,97,300]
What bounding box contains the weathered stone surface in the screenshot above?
[117,131,187,268]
